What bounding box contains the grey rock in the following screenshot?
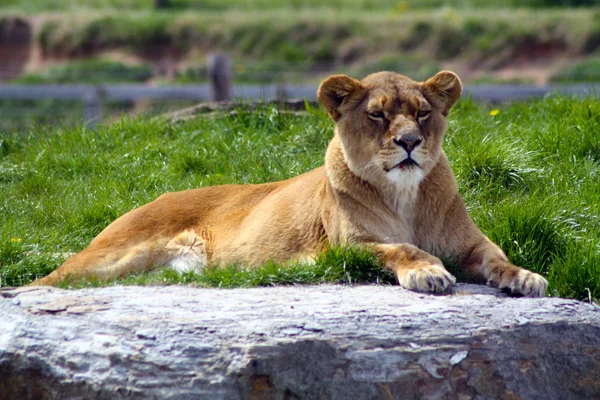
[1,284,599,400]
[449,350,469,366]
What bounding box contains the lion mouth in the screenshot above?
[396,158,420,170]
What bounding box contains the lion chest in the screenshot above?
[339,201,417,246]
[376,188,419,245]
[373,213,416,245]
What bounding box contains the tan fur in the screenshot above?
[31,70,547,297]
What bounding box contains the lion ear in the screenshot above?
[423,71,462,116]
[318,75,365,121]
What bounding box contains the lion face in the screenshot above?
[318,71,462,191]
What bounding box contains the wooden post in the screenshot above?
[276,81,287,101]
[84,86,103,129]
[207,53,232,102]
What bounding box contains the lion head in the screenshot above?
[318,71,462,192]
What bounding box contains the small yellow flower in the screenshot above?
[10,237,22,243]
[490,109,500,116]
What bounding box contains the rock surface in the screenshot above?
[1,284,599,400]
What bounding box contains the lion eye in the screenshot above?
[367,111,385,121]
[417,110,431,120]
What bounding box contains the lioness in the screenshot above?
[31,70,547,297]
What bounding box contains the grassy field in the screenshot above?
[31,10,599,62]
[551,57,600,82]
[13,59,153,84]
[2,0,598,12]
[1,96,598,301]
[2,7,599,86]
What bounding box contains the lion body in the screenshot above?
[32,71,547,297]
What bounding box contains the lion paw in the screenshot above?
[397,263,456,294]
[488,268,547,297]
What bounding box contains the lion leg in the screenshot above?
[464,240,547,297]
[29,241,162,286]
[29,230,209,286]
[372,243,456,293]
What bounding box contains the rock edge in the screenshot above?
[1,284,599,399]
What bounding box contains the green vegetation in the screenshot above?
[52,246,395,289]
[1,0,598,12]
[0,100,85,132]
[345,55,441,83]
[550,57,600,82]
[1,97,599,301]
[13,59,153,84]
[2,7,600,86]
[0,97,198,132]
[1,0,600,89]
[5,59,154,128]
[26,9,600,82]
[175,60,312,84]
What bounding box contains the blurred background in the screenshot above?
[1,0,600,130]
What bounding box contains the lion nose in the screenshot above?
[393,135,422,153]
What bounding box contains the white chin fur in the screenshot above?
[386,167,425,192]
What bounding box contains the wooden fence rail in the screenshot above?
[0,82,597,128]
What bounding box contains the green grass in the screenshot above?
[34,10,599,59]
[2,0,600,91]
[0,98,200,132]
[550,57,600,82]
[13,59,153,84]
[1,0,598,12]
[0,97,599,301]
[52,246,395,289]
[5,8,596,81]
[175,60,315,84]
[3,8,600,86]
[0,100,83,132]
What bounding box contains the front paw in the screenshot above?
[396,262,456,294]
[488,267,547,297]
[375,243,456,293]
